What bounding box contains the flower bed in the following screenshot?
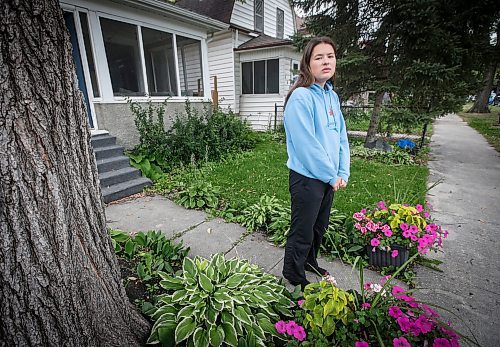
[353,201,448,261]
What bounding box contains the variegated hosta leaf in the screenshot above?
[175,317,197,344]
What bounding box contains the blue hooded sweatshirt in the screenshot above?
[284,82,350,186]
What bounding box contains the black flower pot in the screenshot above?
[366,244,409,267]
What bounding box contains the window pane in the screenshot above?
[142,27,177,96]
[242,62,253,94]
[254,60,265,94]
[176,35,204,97]
[255,0,264,32]
[100,17,145,96]
[79,12,100,97]
[276,8,284,39]
[267,59,279,93]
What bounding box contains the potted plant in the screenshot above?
[353,201,448,267]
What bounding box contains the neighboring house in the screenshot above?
[176,0,302,130]
[60,0,228,148]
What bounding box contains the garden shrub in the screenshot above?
[146,253,293,347]
[176,180,220,209]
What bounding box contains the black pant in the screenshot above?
[282,170,334,284]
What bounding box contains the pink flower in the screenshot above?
[378,200,387,209]
[275,320,286,334]
[410,235,418,241]
[423,211,430,218]
[293,326,307,341]
[393,336,411,347]
[403,230,412,238]
[361,227,367,234]
[397,316,411,332]
[415,315,434,334]
[355,342,369,347]
[366,221,377,232]
[409,225,418,233]
[364,283,372,290]
[285,321,298,335]
[400,223,409,231]
[422,304,439,318]
[361,208,367,214]
[392,286,405,295]
[426,224,438,233]
[433,338,452,347]
[380,275,391,285]
[370,238,380,247]
[384,229,393,237]
[361,302,371,309]
[353,212,365,221]
[297,299,305,307]
[355,222,362,230]
[388,306,403,318]
[415,204,423,212]
[391,250,399,258]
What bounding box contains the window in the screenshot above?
[142,27,177,96]
[99,16,205,98]
[100,18,145,96]
[255,0,264,32]
[276,8,284,39]
[79,12,100,97]
[242,59,279,94]
[177,35,204,97]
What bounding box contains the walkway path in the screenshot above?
[415,113,500,346]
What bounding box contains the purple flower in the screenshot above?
[392,286,405,295]
[361,302,371,309]
[370,238,380,247]
[433,338,452,347]
[275,320,286,334]
[388,306,403,318]
[285,321,298,335]
[378,200,387,209]
[355,342,369,347]
[397,316,411,332]
[293,325,307,341]
[416,315,434,334]
[393,336,411,347]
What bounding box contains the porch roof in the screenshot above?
[175,0,235,24]
[234,34,293,51]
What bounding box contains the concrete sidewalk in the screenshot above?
[414,114,500,346]
[106,195,387,293]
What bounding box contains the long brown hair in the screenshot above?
[285,37,337,105]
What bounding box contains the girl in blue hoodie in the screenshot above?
[282,37,350,289]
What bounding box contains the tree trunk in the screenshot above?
[0,1,150,346]
[468,61,496,113]
[364,91,385,146]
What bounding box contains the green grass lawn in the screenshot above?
[458,105,500,152]
[200,137,428,215]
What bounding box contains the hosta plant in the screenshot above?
[146,253,293,347]
[176,180,220,209]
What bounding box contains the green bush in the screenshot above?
[176,180,220,209]
[146,253,293,347]
[350,144,415,165]
[237,195,287,232]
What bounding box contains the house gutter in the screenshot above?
[110,0,228,32]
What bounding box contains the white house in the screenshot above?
[59,0,228,147]
[176,0,302,130]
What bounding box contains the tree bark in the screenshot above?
[468,61,496,113]
[0,1,150,346]
[364,91,385,146]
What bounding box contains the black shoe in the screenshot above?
[305,264,330,277]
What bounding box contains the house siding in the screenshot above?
[207,31,234,108]
[231,0,294,38]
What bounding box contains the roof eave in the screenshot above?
[110,0,229,32]
[234,42,294,52]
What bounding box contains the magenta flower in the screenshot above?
[366,221,377,232]
[384,229,393,237]
[409,225,418,233]
[378,200,387,209]
[388,306,403,318]
[392,286,405,295]
[391,250,399,258]
[400,223,409,231]
[393,336,411,347]
[397,316,411,332]
[275,320,286,334]
[355,341,369,347]
[370,238,380,247]
[361,208,367,214]
[433,338,452,347]
[355,222,362,230]
[410,235,418,241]
[285,321,298,335]
[361,227,367,234]
[297,299,305,307]
[380,275,391,284]
[361,302,371,309]
[416,315,434,334]
[415,204,423,212]
[293,326,307,341]
[423,211,430,218]
[403,230,412,238]
[364,282,372,290]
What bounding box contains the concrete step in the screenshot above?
[96,155,131,173]
[102,176,152,204]
[94,144,124,160]
[99,167,142,187]
[91,134,117,148]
